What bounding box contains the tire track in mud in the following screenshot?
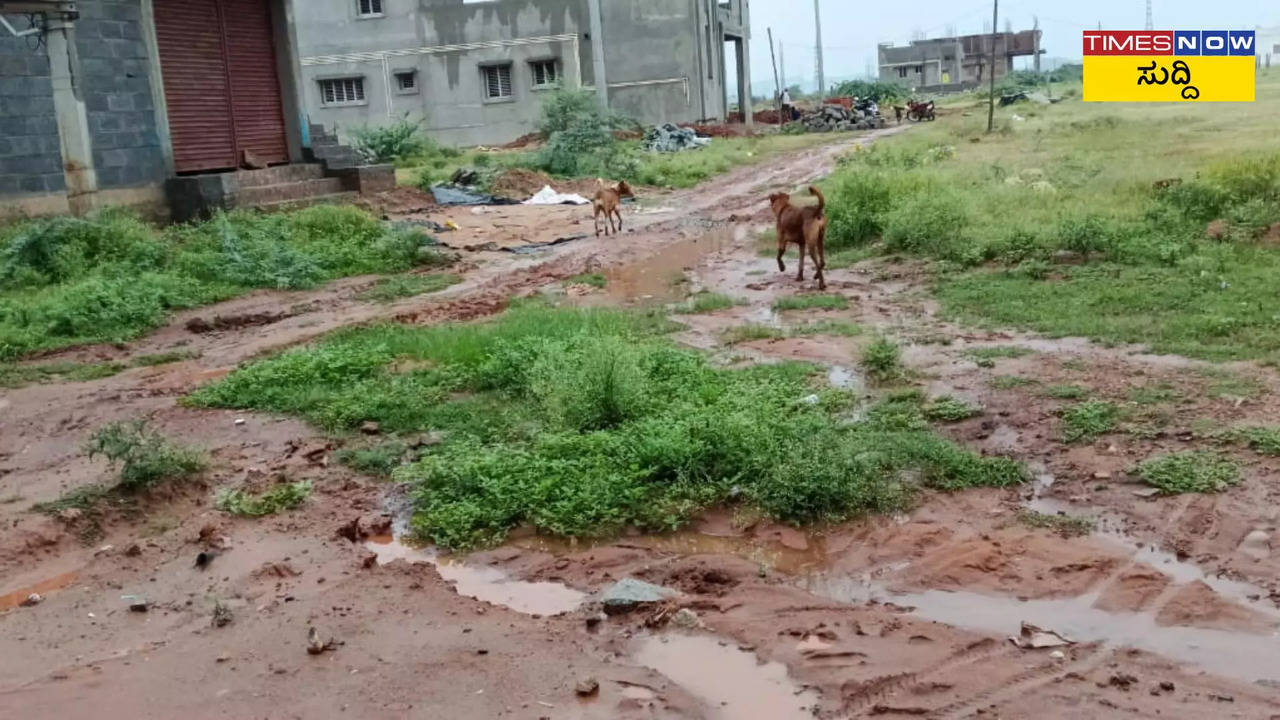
[839,637,1020,715]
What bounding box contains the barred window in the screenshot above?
[395,72,416,92]
[357,0,383,16]
[530,59,558,87]
[483,64,513,99]
[320,77,365,105]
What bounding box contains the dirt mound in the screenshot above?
[490,168,607,201]
[501,131,545,149]
[1155,580,1273,631]
[1092,567,1169,612]
[354,186,436,216]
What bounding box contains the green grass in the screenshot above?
[1197,368,1266,399]
[1128,382,1183,405]
[0,360,125,387]
[923,396,981,422]
[215,481,312,517]
[772,294,850,312]
[189,305,1024,550]
[990,375,1037,390]
[0,206,449,360]
[87,421,207,491]
[336,440,409,477]
[1043,384,1089,399]
[862,336,903,383]
[720,324,786,344]
[967,346,1035,361]
[1017,510,1095,538]
[132,350,199,366]
[1227,426,1280,456]
[791,320,863,337]
[675,292,740,314]
[565,273,609,289]
[1137,451,1241,494]
[816,72,1280,364]
[1061,400,1120,443]
[358,273,462,303]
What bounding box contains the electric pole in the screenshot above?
[986,0,998,133]
[768,28,781,122]
[1145,0,1153,31]
[780,43,786,94]
[813,0,824,96]
[1033,15,1041,73]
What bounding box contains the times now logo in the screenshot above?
[1082,31,1256,56]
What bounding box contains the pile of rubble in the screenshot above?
[797,102,887,133]
[644,123,712,152]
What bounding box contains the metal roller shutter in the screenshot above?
[153,0,288,174]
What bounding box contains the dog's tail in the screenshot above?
[809,185,826,214]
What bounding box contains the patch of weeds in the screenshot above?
[862,336,903,382]
[1128,382,1182,405]
[745,269,767,276]
[1061,400,1120,443]
[132,350,198,366]
[675,292,740,314]
[990,375,1037,390]
[215,481,312,517]
[772,294,850,312]
[565,273,608,289]
[967,346,1034,361]
[823,246,878,270]
[1236,426,1280,456]
[336,440,409,477]
[1197,368,1266,400]
[0,360,126,388]
[87,421,207,490]
[192,306,1024,550]
[1136,451,1241,494]
[359,273,462,303]
[791,320,862,337]
[1044,384,1088,399]
[32,484,109,515]
[924,396,981,422]
[721,324,786,344]
[1061,358,1089,371]
[1017,510,1095,538]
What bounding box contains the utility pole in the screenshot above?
[768,28,781,123]
[813,0,824,96]
[986,0,998,133]
[780,43,786,94]
[1033,15,1041,73]
[1145,0,1153,31]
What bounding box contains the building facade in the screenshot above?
[0,0,750,220]
[878,30,1042,93]
[293,0,751,147]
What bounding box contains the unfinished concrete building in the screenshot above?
[293,0,753,147]
[878,29,1042,93]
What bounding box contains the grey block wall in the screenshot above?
[75,0,166,188]
[0,15,65,197]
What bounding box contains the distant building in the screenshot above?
[878,30,1043,92]
[1258,26,1280,68]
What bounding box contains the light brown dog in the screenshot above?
[593,180,635,236]
[769,186,827,290]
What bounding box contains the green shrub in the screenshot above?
[862,336,903,381]
[0,210,165,289]
[824,171,894,249]
[87,421,206,491]
[881,192,970,257]
[350,115,431,163]
[1137,451,1240,494]
[216,481,312,517]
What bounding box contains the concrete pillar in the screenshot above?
[736,37,752,129]
[586,0,608,109]
[45,16,97,216]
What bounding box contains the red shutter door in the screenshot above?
[222,0,289,166]
[153,0,288,173]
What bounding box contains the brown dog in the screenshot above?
[593,180,634,236]
[769,186,827,290]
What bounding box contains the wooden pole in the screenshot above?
[986,0,998,133]
[768,27,781,124]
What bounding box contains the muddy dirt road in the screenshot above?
[5,127,1280,719]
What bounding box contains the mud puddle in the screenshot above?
[366,535,585,615]
[632,633,819,720]
[803,568,1280,684]
[588,226,740,306]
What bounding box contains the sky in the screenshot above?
[736,0,1278,93]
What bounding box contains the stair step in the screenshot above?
[237,177,347,207]
[237,164,326,188]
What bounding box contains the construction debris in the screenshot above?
[644,123,711,152]
[1013,622,1074,649]
[796,102,887,133]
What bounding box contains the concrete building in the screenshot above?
[878,30,1042,93]
[1258,26,1280,69]
[1,0,751,220]
[293,0,751,147]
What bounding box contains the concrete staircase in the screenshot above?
[166,125,395,222]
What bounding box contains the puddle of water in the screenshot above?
[514,529,830,576]
[804,571,1280,684]
[0,571,78,612]
[366,536,585,616]
[594,229,733,306]
[633,633,819,720]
